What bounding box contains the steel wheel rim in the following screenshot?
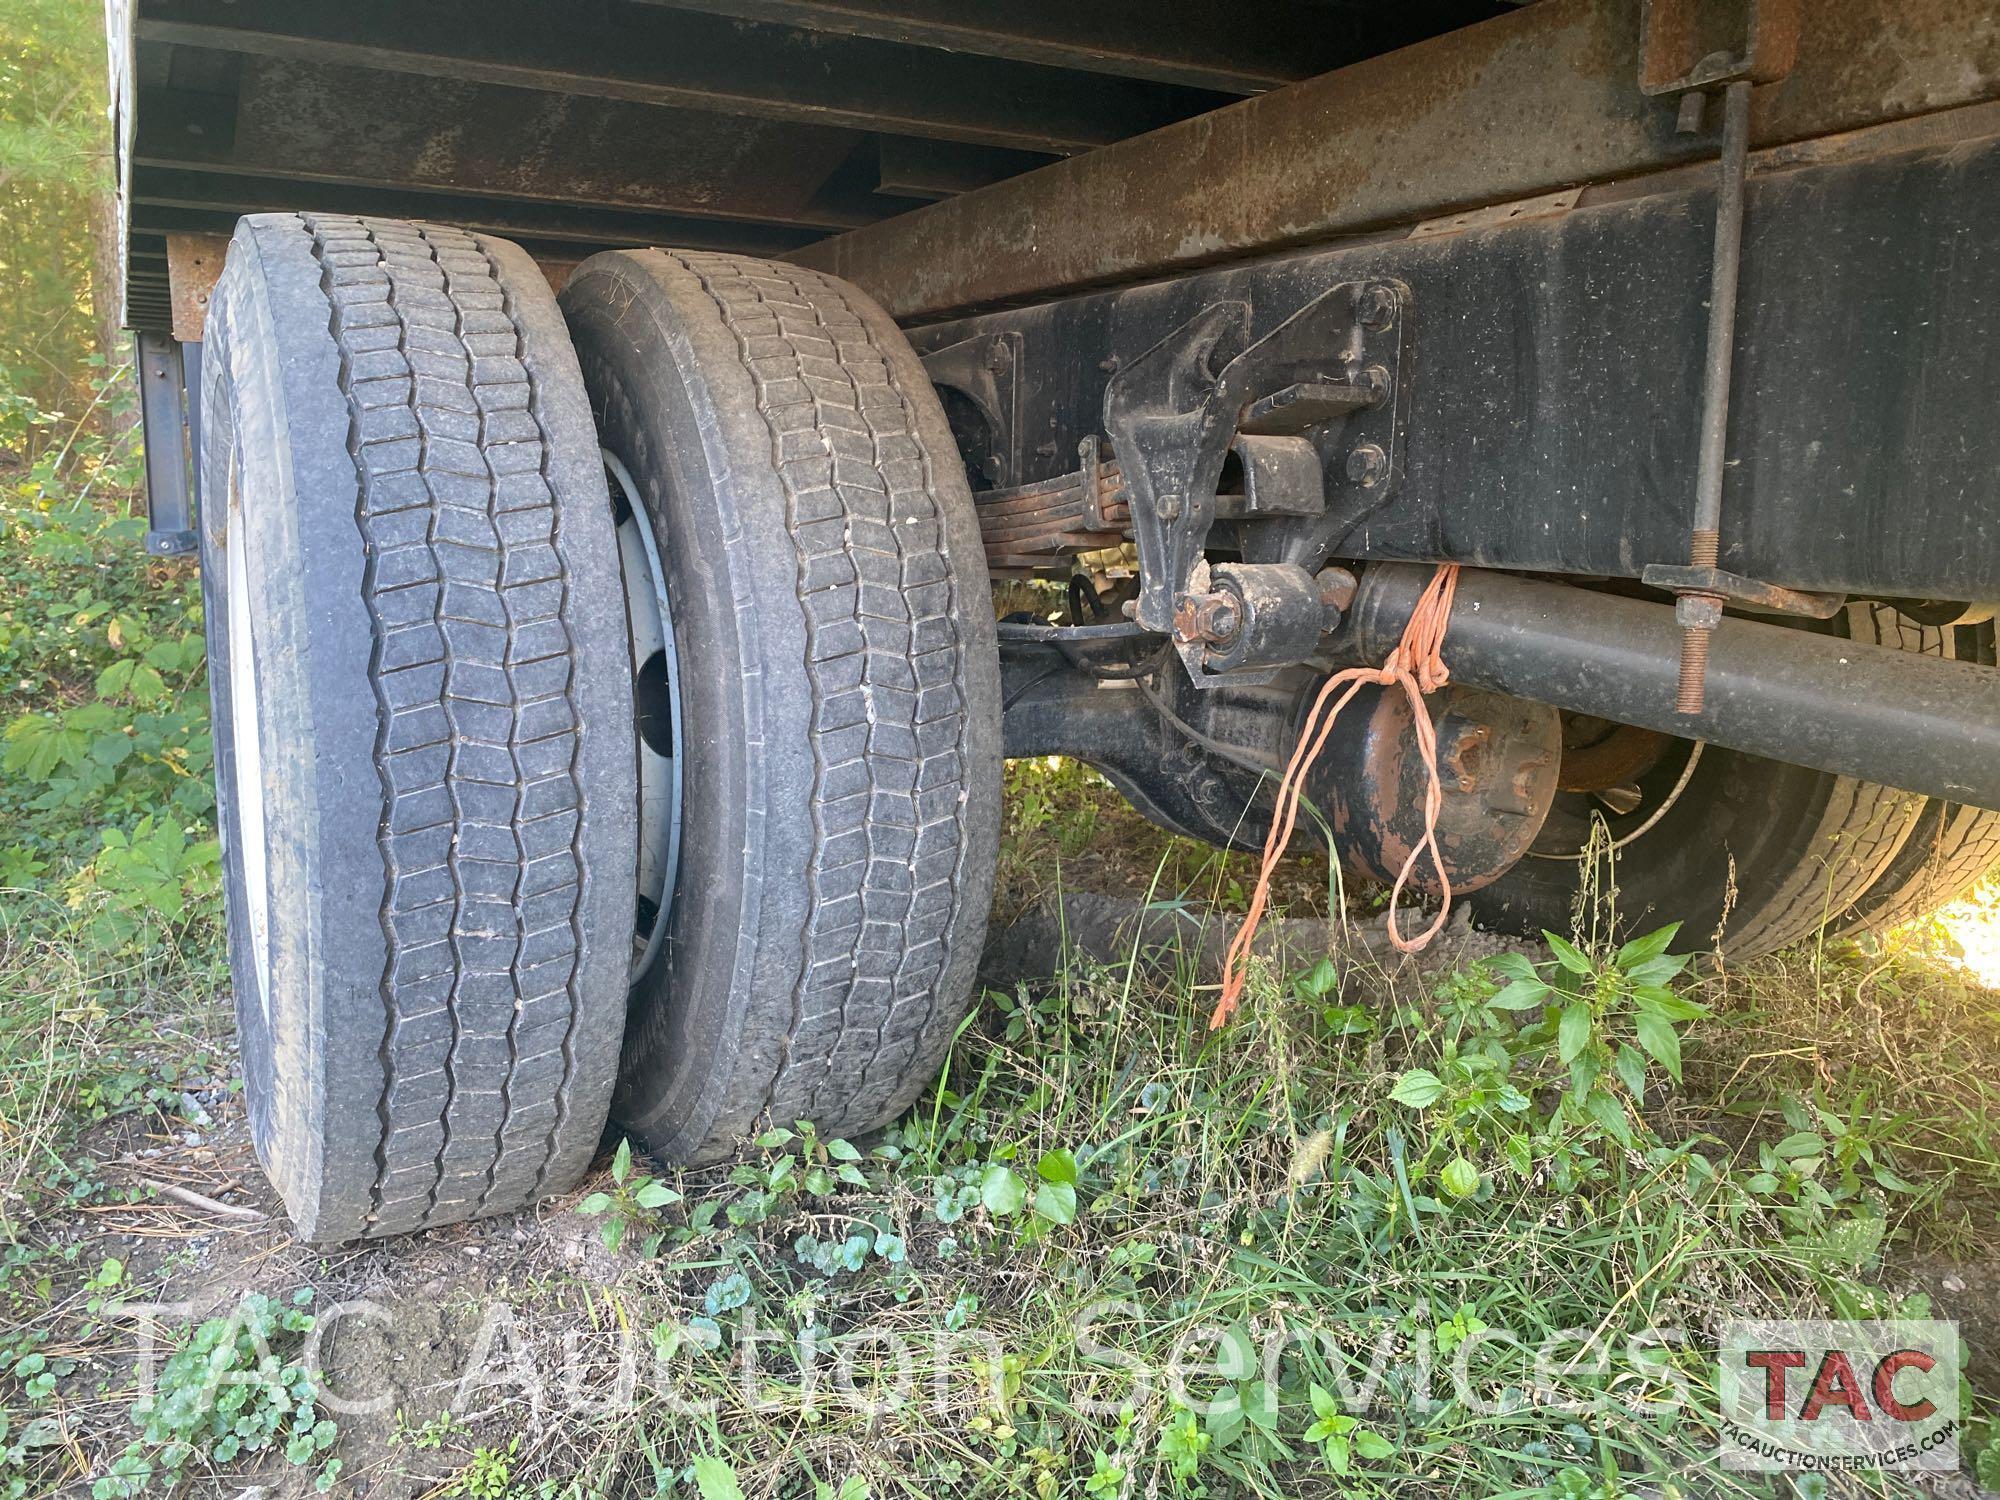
[605,449,684,984]
[224,461,272,1016]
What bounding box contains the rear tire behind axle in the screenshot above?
[1467,603,1928,956]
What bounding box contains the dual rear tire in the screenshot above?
[559,250,1001,1164]
[201,217,997,1242]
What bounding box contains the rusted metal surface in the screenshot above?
[794,0,2000,321]
[1170,589,1241,650]
[1555,720,1670,794]
[1638,0,1800,95]
[875,139,1055,202]
[975,465,1130,574]
[115,0,1510,330]
[1317,566,1360,616]
[164,232,228,342]
[138,65,875,230]
[1305,683,1562,897]
[1640,563,1844,618]
[1664,73,1753,717]
[1187,562,1329,675]
[131,165,823,258]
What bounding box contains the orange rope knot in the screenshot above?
[1210,562,1463,1031]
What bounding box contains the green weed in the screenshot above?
[93,1290,338,1496]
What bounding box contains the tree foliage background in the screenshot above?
[0,0,217,947]
[1,0,117,431]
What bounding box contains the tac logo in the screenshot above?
[1718,1320,1960,1472]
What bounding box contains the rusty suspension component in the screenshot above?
[974,456,1131,575]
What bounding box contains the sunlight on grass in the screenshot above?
[1935,878,2000,988]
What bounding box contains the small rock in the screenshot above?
[1942,1273,1966,1293]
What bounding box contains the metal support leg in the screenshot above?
[137,330,198,557]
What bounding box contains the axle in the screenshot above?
[1342,565,2000,811]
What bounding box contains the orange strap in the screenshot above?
[1210,563,1462,1030]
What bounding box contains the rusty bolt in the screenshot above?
[1355,364,1390,406]
[1439,719,1491,792]
[1203,596,1242,641]
[1672,592,1724,714]
[1171,590,1242,646]
[1356,284,1397,331]
[1345,443,1388,487]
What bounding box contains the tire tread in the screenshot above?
[304,214,589,1235]
[667,251,977,1137]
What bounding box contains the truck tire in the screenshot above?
[1834,617,2000,935]
[198,214,634,1242]
[1467,604,1925,958]
[558,249,1002,1165]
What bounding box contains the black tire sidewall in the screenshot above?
[200,218,391,1238]
[199,216,638,1240]
[1467,742,1834,947]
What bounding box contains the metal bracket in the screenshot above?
[1102,279,1408,686]
[921,331,1022,488]
[1638,0,1800,97]
[1639,564,1842,618]
[1218,435,1324,519]
[137,331,198,557]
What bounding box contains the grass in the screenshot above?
[484,880,1998,1500]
